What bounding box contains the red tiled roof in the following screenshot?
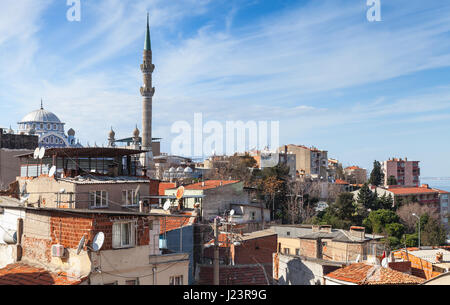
[160,212,195,234]
[0,263,87,285]
[345,166,361,170]
[433,188,450,194]
[159,182,177,195]
[335,179,349,185]
[181,180,240,191]
[388,187,438,195]
[325,263,424,285]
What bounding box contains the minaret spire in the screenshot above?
[145,12,151,51]
[40,99,43,110]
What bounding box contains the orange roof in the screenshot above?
[160,212,194,234]
[433,188,450,194]
[159,182,176,195]
[0,263,87,285]
[326,263,424,285]
[345,166,361,170]
[181,180,240,191]
[388,187,438,195]
[335,179,349,185]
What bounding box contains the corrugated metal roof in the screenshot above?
[59,176,150,185]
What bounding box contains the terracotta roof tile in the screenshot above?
[0,263,87,285]
[388,187,438,195]
[335,179,349,185]
[160,212,194,234]
[159,182,176,196]
[326,263,424,285]
[177,180,240,191]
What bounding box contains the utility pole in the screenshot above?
[213,218,219,285]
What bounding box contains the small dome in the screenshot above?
[28,128,35,135]
[176,166,184,172]
[68,128,75,136]
[168,167,176,173]
[133,126,140,137]
[108,128,115,138]
[184,167,193,173]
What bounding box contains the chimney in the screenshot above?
[349,226,365,240]
[220,181,223,186]
[139,200,144,213]
[202,181,205,187]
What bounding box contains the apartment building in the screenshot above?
[281,145,328,180]
[344,166,367,184]
[382,158,420,187]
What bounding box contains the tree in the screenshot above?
[369,160,384,187]
[356,183,376,210]
[285,178,320,224]
[363,209,399,234]
[396,203,440,233]
[377,193,394,210]
[421,215,447,246]
[387,175,397,186]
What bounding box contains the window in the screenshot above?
[89,191,108,208]
[47,123,51,129]
[169,275,183,285]
[283,248,290,255]
[125,279,139,285]
[122,190,139,206]
[295,248,300,256]
[286,231,290,236]
[40,123,43,129]
[251,211,256,220]
[112,221,135,248]
[53,124,57,130]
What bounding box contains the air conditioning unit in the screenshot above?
[51,244,65,257]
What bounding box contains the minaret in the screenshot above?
[140,13,155,172]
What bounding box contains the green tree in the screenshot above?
[356,183,376,210]
[387,175,397,186]
[369,160,384,187]
[330,192,357,222]
[363,209,400,234]
[420,215,447,246]
[377,193,394,210]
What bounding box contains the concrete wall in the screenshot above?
[0,149,32,190]
[274,253,340,285]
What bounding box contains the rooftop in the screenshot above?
[388,186,439,195]
[59,175,150,185]
[169,180,240,191]
[0,263,87,285]
[335,179,349,185]
[160,212,196,234]
[16,147,146,159]
[325,263,425,285]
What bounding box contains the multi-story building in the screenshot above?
[344,166,367,184]
[0,127,39,190]
[281,144,328,180]
[433,189,449,231]
[0,198,189,285]
[382,158,420,187]
[249,148,297,178]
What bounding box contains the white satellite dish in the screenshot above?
[381,257,389,268]
[38,147,46,159]
[20,193,30,204]
[355,254,361,263]
[33,148,40,159]
[48,166,56,177]
[59,188,66,194]
[163,199,171,211]
[76,235,86,255]
[229,209,235,216]
[19,183,27,194]
[92,232,105,252]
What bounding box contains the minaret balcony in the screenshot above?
[140,63,155,73]
[140,86,155,97]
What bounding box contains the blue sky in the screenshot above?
[1,0,450,177]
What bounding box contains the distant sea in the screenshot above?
[421,177,450,192]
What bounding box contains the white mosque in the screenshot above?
[17,101,81,148]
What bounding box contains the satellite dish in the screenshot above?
[33,148,40,159]
[381,257,388,268]
[38,147,46,159]
[355,254,361,263]
[229,209,235,216]
[163,199,171,211]
[76,235,86,255]
[92,232,104,252]
[176,186,185,200]
[20,193,30,204]
[48,166,56,177]
[233,241,241,246]
[20,183,27,194]
[59,188,66,194]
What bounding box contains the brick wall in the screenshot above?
[393,251,441,280]
[232,234,277,265]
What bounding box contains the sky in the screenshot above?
[0,0,450,177]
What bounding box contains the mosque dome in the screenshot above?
[184,167,193,173]
[68,128,75,136]
[176,166,184,172]
[133,126,140,137]
[168,167,176,173]
[19,108,61,123]
[108,128,115,138]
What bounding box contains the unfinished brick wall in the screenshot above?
[232,234,277,265]
[393,251,440,280]
[299,239,318,258]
